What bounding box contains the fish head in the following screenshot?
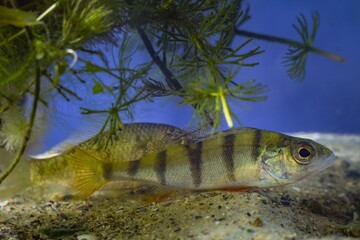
[259,135,335,186]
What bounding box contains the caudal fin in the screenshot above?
[66,147,107,199]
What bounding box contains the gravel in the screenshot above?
[0,133,359,240]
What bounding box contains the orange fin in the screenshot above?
[141,192,173,204]
[66,147,107,199]
[216,186,256,192]
[131,185,176,204]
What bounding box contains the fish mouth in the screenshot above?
[260,153,336,184]
[298,153,336,180]
[308,153,336,173]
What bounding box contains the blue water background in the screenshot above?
[135,0,360,134]
[31,0,360,155]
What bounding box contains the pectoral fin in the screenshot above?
[66,147,107,199]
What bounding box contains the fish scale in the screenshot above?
[66,127,335,199]
[29,123,189,198]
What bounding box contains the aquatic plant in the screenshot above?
[0,0,343,184]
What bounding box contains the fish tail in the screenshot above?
[67,147,108,199]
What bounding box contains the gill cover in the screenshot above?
[260,136,335,186]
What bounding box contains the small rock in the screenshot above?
[251,217,263,227]
[77,234,97,240]
[353,212,359,221]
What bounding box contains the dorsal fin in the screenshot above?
[30,122,188,161]
[80,123,190,162]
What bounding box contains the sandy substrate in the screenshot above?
[0,133,359,240]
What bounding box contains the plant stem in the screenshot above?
[136,26,183,91]
[235,29,345,63]
[137,26,214,126]
[0,60,40,184]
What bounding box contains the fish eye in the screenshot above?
[299,147,311,158]
[292,142,315,164]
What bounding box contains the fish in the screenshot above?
[64,127,335,199]
[28,122,192,199]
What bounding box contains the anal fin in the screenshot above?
[216,186,256,192]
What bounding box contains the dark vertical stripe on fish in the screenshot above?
[127,159,140,177]
[252,129,262,161]
[103,163,113,180]
[155,150,167,185]
[222,133,236,181]
[186,142,203,187]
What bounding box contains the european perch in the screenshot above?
[41,125,335,200]
[29,123,189,199]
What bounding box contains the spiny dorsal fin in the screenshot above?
[80,123,189,163]
[30,123,206,162]
[66,147,107,199]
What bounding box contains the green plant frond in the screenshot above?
[143,78,172,97]
[77,47,109,66]
[217,39,263,65]
[85,75,150,149]
[283,12,320,81]
[0,0,344,184]
[235,1,251,28]
[0,51,35,86]
[146,1,243,59]
[81,81,149,148]
[77,36,153,148]
[163,5,260,81]
[0,5,39,27]
[176,37,263,82]
[198,2,241,39]
[228,81,268,102]
[179,69,266,128]
[61,0,118,46]
[309,12,320,45]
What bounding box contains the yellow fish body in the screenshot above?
[29,123,189,198]
[66,127,335,199]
